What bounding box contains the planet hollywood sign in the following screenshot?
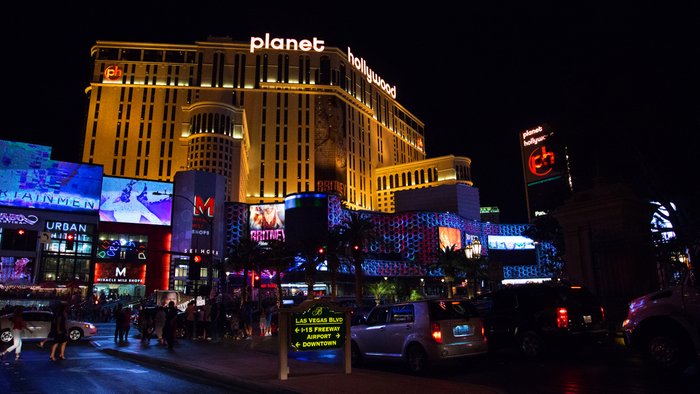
[250,33,397,99]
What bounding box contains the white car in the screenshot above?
[351,299,488,373]
[0,310,97,343]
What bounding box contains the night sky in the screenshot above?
[1,2,697,224]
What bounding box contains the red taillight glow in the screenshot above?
[557,307,569,328]
[600,306,605,321]
[431,322,442,343]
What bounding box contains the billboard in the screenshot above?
[250,203,286,242]
[438,227,462,250]
[520,124,564,185]
[0,256,33,284]
[487,235,536,250]
[99,176,173,225]
[0,140,103,212]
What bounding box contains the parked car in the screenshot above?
[623,265,700,372]
[0,310,97,343]
[350,298,488,373]
[475,282,609,358]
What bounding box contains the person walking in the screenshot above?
[121,306,132,341]
[185,301,196,340]
[1,306,33,360]
[49,304,69,361]
[154,306,166,345]
[243,301,254,339]
[163,301,178,349]
[114,303,124,341]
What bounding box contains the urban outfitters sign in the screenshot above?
[291,303,346,351]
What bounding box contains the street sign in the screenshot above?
[291,303,346,351]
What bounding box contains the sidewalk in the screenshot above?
[92,333,504,394]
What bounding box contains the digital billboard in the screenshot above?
[0,140,103,213]
[99,176,173,225]
[250,203,285,242]
[0,256,33,284]
[438,227,462,250]
[520,124,565,185]
[487,235,536,250]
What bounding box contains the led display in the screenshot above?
[0,256,33,284]
[99,176,173,225]
[487,235,536,250]
[438,227,462,250]
[249,203,286,230]
[0,140,103,212]
[94,262,146,285]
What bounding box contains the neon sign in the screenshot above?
[348,48,397,99]
[104,65,122,80]
[250,33,325,53]
[528,146,555,177]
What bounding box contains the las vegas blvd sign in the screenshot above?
[291,303,346,351]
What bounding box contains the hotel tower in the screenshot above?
[82,35,472,211]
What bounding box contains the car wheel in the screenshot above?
[405,344,429,374]
[68,327,83,342]
[520,331,544,358]
[646,333,692,372]
[0,329,12,343]
[350,341,363,366]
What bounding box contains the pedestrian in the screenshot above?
[243,301,254,339]
[259,305,267,337]
[114,303,124,341]
[121,306,132,341]
[185,301,196,340]
[163,301,178,349]
[1,306,33,360]
[139,307,153,344]
[49,304,69,361]
[264,304,274,337]
[154,306,166,345]
[201,301,212,340]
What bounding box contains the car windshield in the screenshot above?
[428,300,479,320]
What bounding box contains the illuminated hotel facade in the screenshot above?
[81,35,453,210]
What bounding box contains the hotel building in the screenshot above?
[81,35,471,211]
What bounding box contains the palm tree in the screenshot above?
[430,245,468,298]
[366,281,395,305]
[339,211,378,307]
[325,225,347,301]
[226,237,263,305]
[260,239,294,308]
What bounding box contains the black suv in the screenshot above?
[475,282,609,357]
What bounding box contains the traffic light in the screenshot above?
[318,245,326,255]
[65,233,75,249]
[193,255,202,264]
[253,274,261,288]
[189,257,201,280]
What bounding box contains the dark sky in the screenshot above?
[1,2,697,223]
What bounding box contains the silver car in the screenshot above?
[0,310,97,343]
[350,298,488,373]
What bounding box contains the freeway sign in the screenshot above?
[290,303,346,351]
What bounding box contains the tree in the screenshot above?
[338,211,378,307]
[430,245,468,298]
[366,281,395,305]
[260,239,294,308]
[226,237,263,304]
[522,215,566,280]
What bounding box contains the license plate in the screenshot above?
[453,324,472,337]
[583,315,592,324]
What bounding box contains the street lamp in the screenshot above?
[153,191,216,294]
[464,237,482,260]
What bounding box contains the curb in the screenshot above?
[100,347,299,394]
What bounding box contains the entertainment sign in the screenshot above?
[291,303,346,351]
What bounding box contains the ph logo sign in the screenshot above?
[104,65,123,81]
[528,146,555,177]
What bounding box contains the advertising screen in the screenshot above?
[0,140,103,212]
[99,176,173,225]
[0,256,33,284]
[520,124,565,185]
[250,203,286,242]
[439,227,462,250]
[487,235,536,250]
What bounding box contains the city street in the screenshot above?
[1,322,697,393]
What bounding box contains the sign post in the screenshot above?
[278,299,351,380]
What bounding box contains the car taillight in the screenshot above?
[556,307,569,328]
[431,322,442,343]
[600,306,605,321]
